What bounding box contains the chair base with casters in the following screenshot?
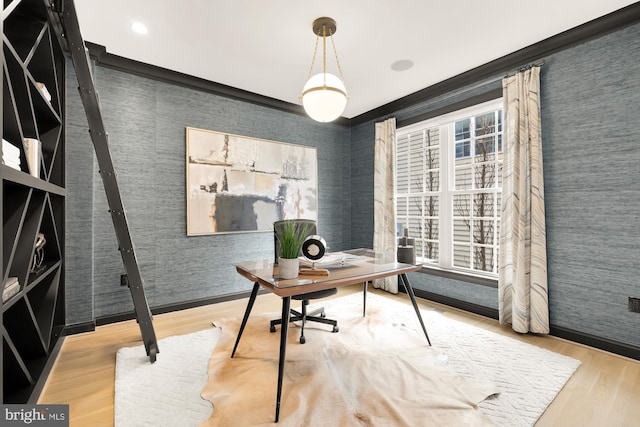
[270,288,339,344]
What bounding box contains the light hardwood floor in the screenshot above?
[39,285,640,426]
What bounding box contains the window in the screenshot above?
[396,99,503,277]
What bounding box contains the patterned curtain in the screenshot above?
[373,118,398,293]
[499,66,549,334]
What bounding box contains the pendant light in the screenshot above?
[300,17,348,122]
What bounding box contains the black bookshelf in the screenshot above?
[2,0,65,403]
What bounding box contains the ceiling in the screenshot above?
[74,1,636,119]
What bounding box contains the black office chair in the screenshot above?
[270,219,339,344]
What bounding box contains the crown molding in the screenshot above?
[81,2,639,129]
[84,42,351,127]
[351,2,640,126]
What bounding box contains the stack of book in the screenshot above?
[2,139,21,171]
[3,277,20,303]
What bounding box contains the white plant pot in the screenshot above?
[278,257,299,279]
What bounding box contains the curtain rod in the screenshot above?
[374,116,396,125]
[379,60,545,126]
[505,60,546,77]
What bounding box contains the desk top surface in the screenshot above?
[234,249,421,297]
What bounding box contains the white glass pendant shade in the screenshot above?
[301,72,347,122]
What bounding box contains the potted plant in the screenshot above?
[275,221,310,279]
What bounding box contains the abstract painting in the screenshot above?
[186,127,318,235]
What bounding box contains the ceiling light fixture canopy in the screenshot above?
[301,17,348,123]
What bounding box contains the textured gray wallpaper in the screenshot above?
[64,63,94,325]
[541,23,640,345]
[65,66,350,323]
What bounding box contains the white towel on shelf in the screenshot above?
[2,153,20,162]
[2,139,21,170]
[2,139,20,156]
[2,152,21,169]
[2,159,21,170]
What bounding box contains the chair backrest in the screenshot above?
[273,219,317,264]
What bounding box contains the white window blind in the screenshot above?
[396,99,503,277]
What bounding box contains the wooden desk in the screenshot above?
[231,250,431,422]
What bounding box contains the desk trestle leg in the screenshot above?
[231,282,260,358]
[362,281,368,317]
[399,273,432,346]
[275,296,291,422]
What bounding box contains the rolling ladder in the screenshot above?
[49,0,159,362]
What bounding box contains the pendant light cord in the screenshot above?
[322,25,327,88]
[329,31,347,91]
[303,23,346,91]
[305,32,320,86]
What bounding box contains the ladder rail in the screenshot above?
[51,0,158,362]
